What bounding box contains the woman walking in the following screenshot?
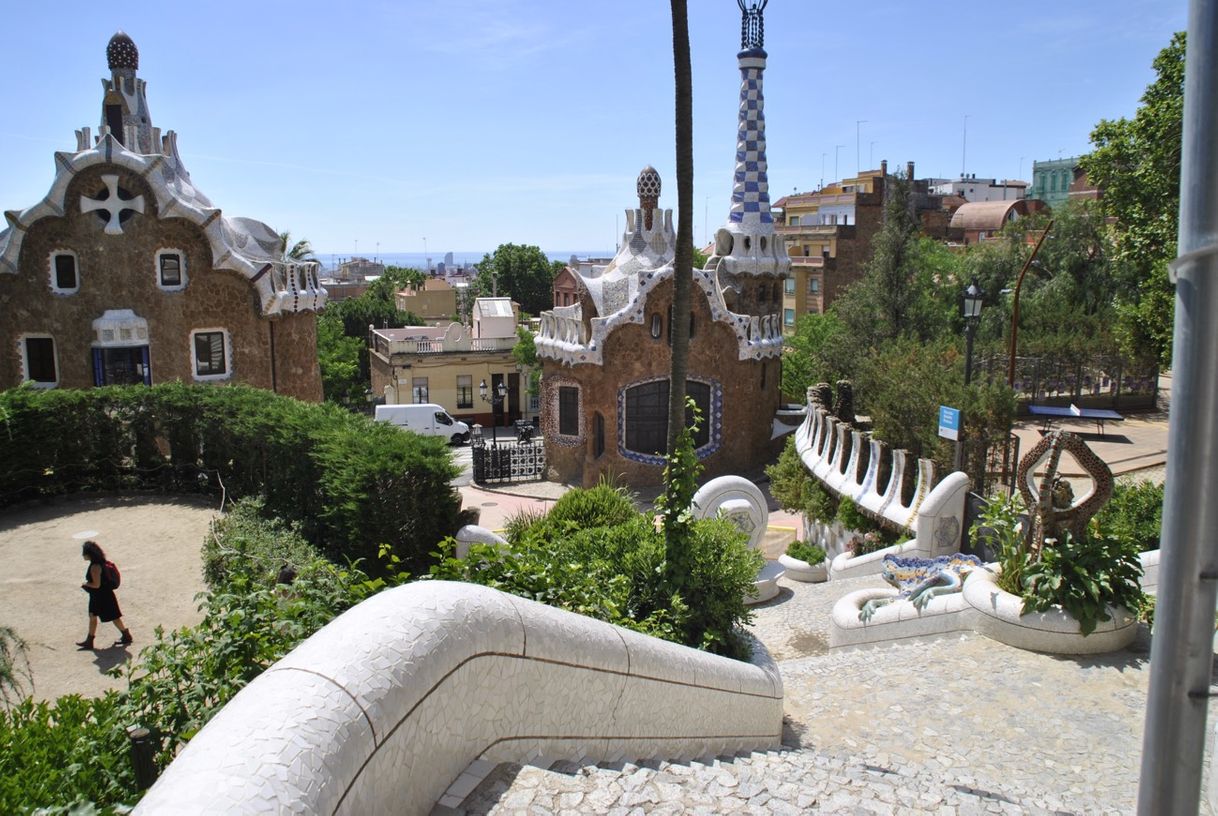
[76,540,132,650]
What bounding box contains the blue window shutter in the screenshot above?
[141,346,151,385]
[92,348,104,386]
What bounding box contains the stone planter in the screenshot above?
[963,570,1137,655]
[778,552,828,583]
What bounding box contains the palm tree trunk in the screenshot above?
[668,0,694,457]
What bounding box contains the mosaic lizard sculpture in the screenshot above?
[859,553,988,622]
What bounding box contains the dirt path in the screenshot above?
[0,495,219,702]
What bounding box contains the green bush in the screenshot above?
[539,481,637,535]
[969,492,1029,596]
[432,484,761,659]
[1021,530,1145,636]
[785,540,826,564]
[0,383,462,576]
[0,626,31,711]
[836,497,871,532]
[765,438,838,523]
[0,692,135,814]
[202,497,321,588]
[119,555,375,767]
[1095,480,1163,553]
[972,491,1146,636]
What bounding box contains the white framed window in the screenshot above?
[20,334,58,387]
[784,278,795,295]
[156,249,187,291]
[783,308,796,327]
[412,377,429,403]
[190,328,231,381]
[809,278,820,294]
[49,251,79,294]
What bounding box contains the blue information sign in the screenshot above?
[938,405,961,441]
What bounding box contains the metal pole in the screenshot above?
[954,320,976,473]
[1007,222,1053,388]
[1139,3,1218,812]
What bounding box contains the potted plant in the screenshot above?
[966,493,1144,654]
[779,540,828,582]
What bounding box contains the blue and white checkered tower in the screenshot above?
[712,0,788,283]
[730,31,771,225]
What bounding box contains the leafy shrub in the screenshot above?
[434,481,761,657]
[765,438,839,524]
[973,491,1145,635]
[837,497,878,533]
[539,481,637,535]
[0,692,136,814]
[969,492,1029,596]
[202,497,321,588]
[0,383,462,576]
[785,540,826,565]
[0,626,31,711]
[847,530,895,556]
[502,506,548,544]
[119,555,374,766]
[1020,530,1145,635]
[1095,480,1163,552]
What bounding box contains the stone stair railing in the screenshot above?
[794,392,969,579]
[134,582,782,815]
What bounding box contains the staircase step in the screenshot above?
[442,743,1102,814]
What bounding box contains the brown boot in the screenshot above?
[120,629,133,646]
[75,636,95,650]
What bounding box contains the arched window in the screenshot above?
[623,380,712,455]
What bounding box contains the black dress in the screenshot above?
[85,564,122,622]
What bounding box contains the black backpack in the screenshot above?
[102,561,121,590]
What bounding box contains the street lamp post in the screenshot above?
[955,278,984,473]
[479,378,509,435]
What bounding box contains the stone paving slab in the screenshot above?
[466,569,1212,814]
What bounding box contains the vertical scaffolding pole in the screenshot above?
[1138,4,1218,812]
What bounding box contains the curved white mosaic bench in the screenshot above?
[794,391,971,573]
[830,566,1141,654]
[134,581,782,815]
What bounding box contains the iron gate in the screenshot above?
[471,434,546,484]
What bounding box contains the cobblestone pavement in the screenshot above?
[459,572,1179,814]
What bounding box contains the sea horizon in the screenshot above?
[315,250,616,272]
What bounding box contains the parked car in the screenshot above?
[374,403,471,444]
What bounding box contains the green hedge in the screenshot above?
[0,383,461,575]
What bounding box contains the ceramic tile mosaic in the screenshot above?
[136,582,782,815]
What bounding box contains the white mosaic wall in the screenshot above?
[134,581,783,815]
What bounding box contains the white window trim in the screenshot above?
[155,248,188,292]
[190,328,232,381]
[19,333,59,388]
[49,250,80,295]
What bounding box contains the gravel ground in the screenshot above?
[0,495,218,702]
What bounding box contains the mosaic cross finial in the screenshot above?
[81,174,145,235]
[738,0,768,50]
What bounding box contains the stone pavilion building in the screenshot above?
[535,5,788,486]
[0,33,326,400]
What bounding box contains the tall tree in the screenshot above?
[666,0,693,459]
[473,243,556,316]
[1080,31,1184,366]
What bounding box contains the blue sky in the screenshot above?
[0,0,1187,258]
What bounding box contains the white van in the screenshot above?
[374,403,471,445]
